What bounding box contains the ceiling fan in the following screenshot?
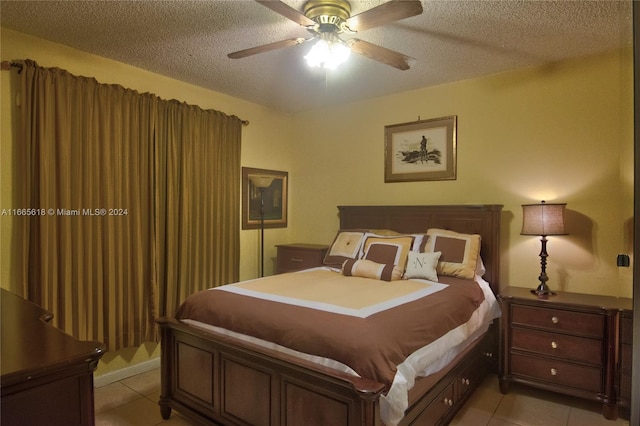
[228,0,423,70]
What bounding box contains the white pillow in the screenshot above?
[404,251,441,281]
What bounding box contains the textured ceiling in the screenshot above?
[0,0,633,113]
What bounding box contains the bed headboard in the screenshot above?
[338,205,503,293]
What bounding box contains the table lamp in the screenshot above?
[521,201,568,298]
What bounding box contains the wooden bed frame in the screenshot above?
[157,204,503,425]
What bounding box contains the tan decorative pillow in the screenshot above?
[323,230,367,266]
[425,229,481,279]
[369,229,402,236]
[342,259,403,282]
[404,251,441,281]
[369,230,428,252]
[361,235,415,270]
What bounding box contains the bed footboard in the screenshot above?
[157,317,386,426]
[158,317,496,426]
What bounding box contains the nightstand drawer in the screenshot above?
[278,247,322,271]
[511,328,603,365]
[511,352,602,393]
[276,244,328,274]
[511,305,604,338]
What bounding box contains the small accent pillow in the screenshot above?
[404,251,441,281]
[361,235,415,270]
[342,258,403,282]
[425,229,481,279]
[323,230,367,266]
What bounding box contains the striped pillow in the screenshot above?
[342,259,403,282]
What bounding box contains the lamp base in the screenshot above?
[531,282,556,299]
[530,288,556,299]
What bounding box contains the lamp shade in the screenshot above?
[249,176,275,189]
[521,201,568,236]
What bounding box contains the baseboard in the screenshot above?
[93,357,161,388]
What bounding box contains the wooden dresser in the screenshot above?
[499,287,631,420]
[275,243,329,274]
[1,289,105,425]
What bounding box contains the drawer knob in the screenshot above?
[551,341,558,349]
[461,378,470,385]
[443,398,453,406]
[551,316,559,324]
[290,258,304,262]
[550,368,558,376]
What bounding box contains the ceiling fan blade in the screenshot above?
[345,0,423,32]
[348,39,414,70]
[228,38,307,59]
[255,0,316,27]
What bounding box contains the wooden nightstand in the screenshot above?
[617,305,633,415]
[498,287,629,420]
[275,243,329,274]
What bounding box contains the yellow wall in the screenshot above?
[1,28,633,377]
[289,48,634,298]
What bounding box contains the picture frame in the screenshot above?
[242,167,288,230]
[384,115,457,182]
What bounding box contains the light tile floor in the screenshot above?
[95,369,630,426]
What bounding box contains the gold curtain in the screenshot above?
[16,60,241,350]
[154,100,241,317]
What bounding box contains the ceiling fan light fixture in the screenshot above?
[230,0,423,71]
[304,35,351,69]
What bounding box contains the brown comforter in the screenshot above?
[176,269,484,389]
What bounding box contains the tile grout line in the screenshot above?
[488,392,505,425]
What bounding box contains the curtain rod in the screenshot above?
[1,60,249,126]
[1,61,23,73]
